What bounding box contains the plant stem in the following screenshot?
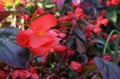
[103,30,118,54]
[114,32,120,57]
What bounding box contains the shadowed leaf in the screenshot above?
[76,38,86,53]
[0,27,30,68]
[94,57,120,79]
[0,11,12,21]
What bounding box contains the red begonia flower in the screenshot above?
[30,14,57,32]
[96,16,109,26]
[16,30,33,48]
[103,54,112,60]
[70,61,82,72]
[12,70,31,79]
[0,71,7,79]
[29,14,57,48]
[32,7,44,16]
[87,59,95,65]
[30,30,66,61]
[29,31,55,48]
[17,14,66,60]
[30,31,65,55]
[66,48,75,58]
[30,71,39,79]
[53,46,66,52]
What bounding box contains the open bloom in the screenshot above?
[17,14,57,48]
[17,14,66,61]
[30,29,66,62]
[29,14,57,48]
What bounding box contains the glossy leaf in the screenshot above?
[66,36,74,48]
[74,27,87,43]
[105,11,117,22]
[4,0,12,9]
[0,5,12,21]
[76,38,86,53]
[0,27,30,67]
[94,57,120,79]
[92,39,105,48]
[77,54,88,65]
[0,11,12,21]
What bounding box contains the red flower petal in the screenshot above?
[12,70,20,79]
[29,32,55,48]
[30,14,57,32]
[103,54,112,60]
[53,46,66,52]
[0,5,6,12]
[66,48,75,58]
[30,47,49,56]
[16,30,33,48]
[74,7,84,18]
[70,61,82,72]
[19,71,27,79]
[0,71,7,79]
[31,72,39,79]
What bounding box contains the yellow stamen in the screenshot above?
[36,30,45,37]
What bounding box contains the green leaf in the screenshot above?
[45,4,55,8]
[81,65,96,75]
[15,0,20,5]
[116,4,120,14]
[26,4,35,13]
[4,0,12,9]
[105,11,117,22]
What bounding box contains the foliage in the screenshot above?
[0,27,29,68]
[0,0,120,79]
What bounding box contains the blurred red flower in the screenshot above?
[103,54,112,60]
[70,61,82,72]
[0,71,7,79]
[66,48,75,58]
[12,70,31,79]
[87,59,95,65]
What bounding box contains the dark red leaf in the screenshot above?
[76,38,86,53]
[0,11,12,21]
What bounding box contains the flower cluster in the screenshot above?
[0,0,120,79]
[106,0,120,6]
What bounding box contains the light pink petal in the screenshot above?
[57,0,65,8]
[0,5,6,12]
[72,0,81,6]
